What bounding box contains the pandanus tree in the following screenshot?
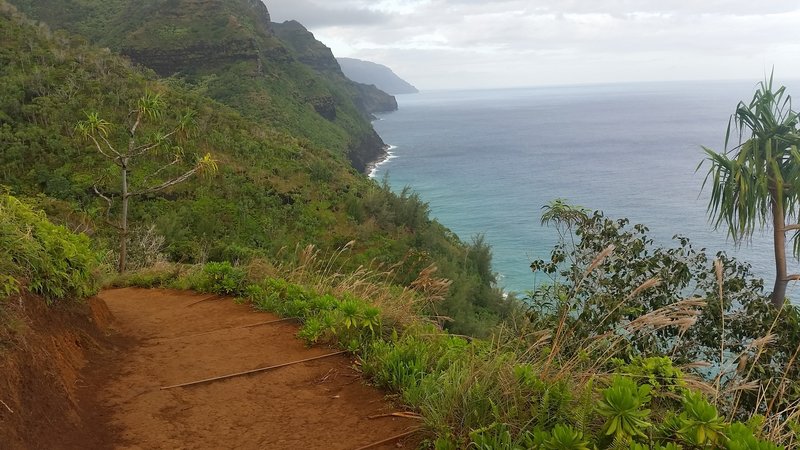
[701,75,800,307]
[76,92,218,272]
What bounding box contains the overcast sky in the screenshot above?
[265,0,800,91]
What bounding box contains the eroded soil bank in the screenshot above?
[1,288,419,449]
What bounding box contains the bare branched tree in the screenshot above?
[76,92,217,272]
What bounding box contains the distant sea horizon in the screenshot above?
[370,79,800,299]
[397,77,799,96]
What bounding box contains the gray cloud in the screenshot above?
[266,0,391,27]
[263,0,800,90]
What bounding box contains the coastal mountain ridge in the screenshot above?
[9,0,396,172]
[338,57,419,95]
[272,20,398,116]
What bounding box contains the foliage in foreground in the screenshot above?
[528,203,800,446]
[113,239,791,448]
[0,193,97,302]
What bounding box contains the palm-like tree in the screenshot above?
[77,92,218,272]
[701,75,800,307]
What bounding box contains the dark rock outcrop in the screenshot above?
[348,130,388,174]
[123,39,260,77]
[310,95,337,120]
[351,82,398,115]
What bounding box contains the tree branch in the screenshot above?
[131,141,163,158]
[784,224,800,232]
[93,185,122,230]
[132,167,198,196]
[98,134,123,158]
[785,274,800,281]
[131,128,180,156]
[129,110,142,137]
[140,155,181,186]
[89,135,121,162]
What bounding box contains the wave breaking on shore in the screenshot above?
[367,145,398,179]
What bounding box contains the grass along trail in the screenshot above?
[86,287,419,449]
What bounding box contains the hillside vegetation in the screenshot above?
[114,213,798,448]
[0,1,510,334]
[0,193,97,304]
[10,0,394,172]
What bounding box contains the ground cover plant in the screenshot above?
[112,234,794,448]
[0,193,97,303]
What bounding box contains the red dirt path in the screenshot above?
[87,288,420,449]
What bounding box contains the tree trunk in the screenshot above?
[118,159,129,273]
[771,192,788,308]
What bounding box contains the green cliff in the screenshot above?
[9,0,392,172]
[272,20,398,115]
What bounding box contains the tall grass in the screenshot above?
[248,242,452,330]
[113,241,792,448]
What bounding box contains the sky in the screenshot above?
[265,1,800,91]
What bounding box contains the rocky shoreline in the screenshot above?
[365,144,393,178]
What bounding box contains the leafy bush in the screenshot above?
[0,193,97,302]
[529,206,800,434]
[596,376,652,441]
[195,261,246,295]
[248,278,382,351]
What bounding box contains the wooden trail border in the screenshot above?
[353,429,422,450]
[184,294,221,308]
[160,350,348,390]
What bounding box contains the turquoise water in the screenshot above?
[371,81,793,296]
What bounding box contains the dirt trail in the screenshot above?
[85,288,419,449]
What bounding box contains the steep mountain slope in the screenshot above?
[338,57,419,95]
[9,0,390,172]
[272,20,397,114]
[0,1,511,334]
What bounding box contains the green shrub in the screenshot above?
[0,193,98,302]
[248,278,315,315]
[246,279,385,351]
[196,261,246,295]
[469,422,517,449]
[541,424,591,450]
[726,423,783,450]
[677,392,726,447]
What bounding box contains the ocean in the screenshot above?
[370,80,796,297]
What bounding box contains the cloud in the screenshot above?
[263,0,800,90]
[266,0,390,27]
